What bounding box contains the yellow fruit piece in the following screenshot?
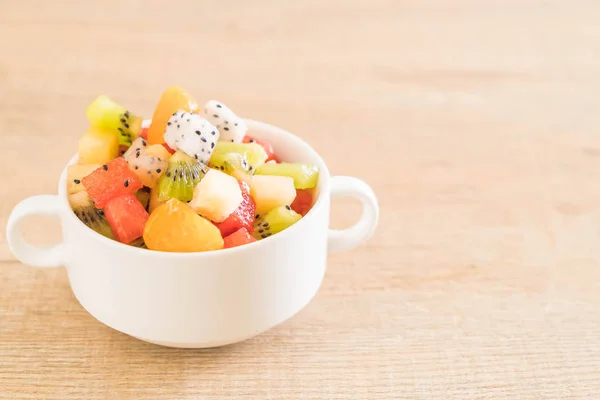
[250,175,297,215]
[78,127,119,165]
[144,198,224,252]
[188,169,243,223]
[145,144,172,161]
[148,188,165,213]
[67,163,100,195]
[147,86,199,145]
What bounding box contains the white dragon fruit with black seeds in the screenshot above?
[123,137,148,161]
[163,110,219,164]
[200,100,247,143]
[123,137,168,188]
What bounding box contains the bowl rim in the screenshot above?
[59,118,331,258]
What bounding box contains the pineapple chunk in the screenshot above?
[78,127,119,165]
[67,164,100,195]
[189,169,243,222]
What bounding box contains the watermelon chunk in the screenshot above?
[291,189,314,216]
[82,157,143,208]
[104,194,149,243]
[223,227,256,249]
[243,135,279,162]
[214,181,256,237]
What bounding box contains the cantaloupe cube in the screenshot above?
[250,175,296,216]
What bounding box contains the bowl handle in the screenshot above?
[328,176,379,254]
[6,195,65,268]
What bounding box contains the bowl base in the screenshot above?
[131,333,260,349]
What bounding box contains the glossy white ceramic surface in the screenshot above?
[7,120,379,348]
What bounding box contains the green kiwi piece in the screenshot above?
[69,191,114,239]
[220,152,249,174]
[252,205,302,240]
[85,95,143,146]
[254,162,319,189]
[210,142,268,171]
[218,152,254,184]
[156,151,209,203]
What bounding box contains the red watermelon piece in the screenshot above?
[243,135,279,162]
[223,227,256,249]
[104,194,149,243]
[291,189,314,216]
[82,157,143,208]
[214,181,256,237]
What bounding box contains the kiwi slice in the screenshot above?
[156,151,209,202]
[220,152,249,173]
[255,163,319,189]
[252,205,302,240]
[85,95,143,146]
[218,152,253,184]
[136,187,151,210]
[210,142,268,171]
[69,191,114,239]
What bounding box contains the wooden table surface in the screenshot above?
[2,1,600,398]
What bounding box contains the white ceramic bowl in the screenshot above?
[7,120,379,348]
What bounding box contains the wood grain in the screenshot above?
[2,0,600,398]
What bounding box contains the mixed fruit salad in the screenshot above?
[68,86,318,252]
